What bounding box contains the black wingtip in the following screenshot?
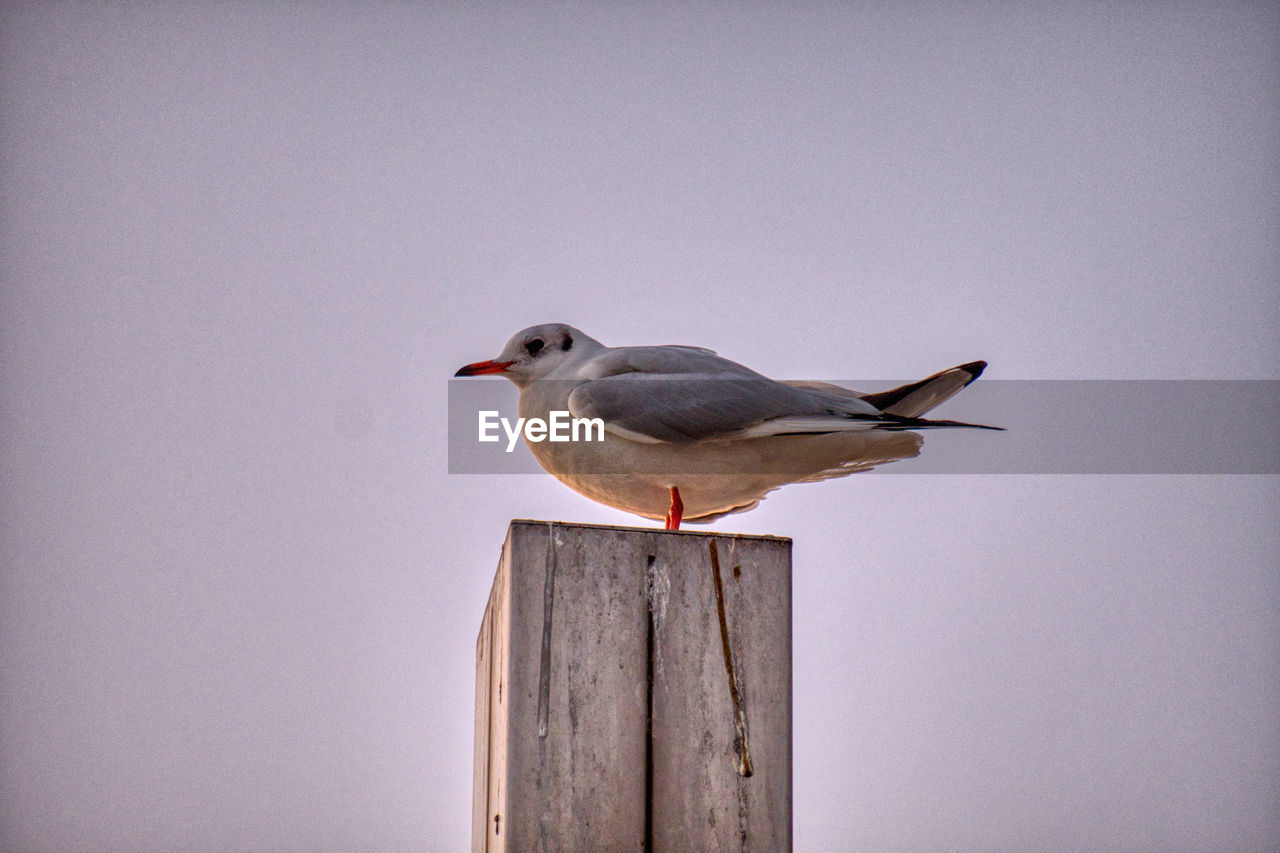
[887,415,1005,431]
[958,360,988,383]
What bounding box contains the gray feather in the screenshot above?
[567,346,884,443]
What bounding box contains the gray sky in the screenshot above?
[2,2,1277,850]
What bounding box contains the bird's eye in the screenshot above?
[562,335,573,352]
[526,338,545,356]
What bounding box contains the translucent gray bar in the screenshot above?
[447,379,1280,475]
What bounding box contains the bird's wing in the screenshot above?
[781,362,988,417]
[855,361,988,417]
[578,344,759,380]
[566,346,883,444]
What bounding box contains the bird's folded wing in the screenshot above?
[567,370,883,444]
[854,361,988,417]
[578,344,756,380]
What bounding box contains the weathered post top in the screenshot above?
[473,520,793,852]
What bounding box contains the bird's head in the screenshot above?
[454,323,598,388]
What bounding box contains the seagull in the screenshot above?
[455,323,1000,530]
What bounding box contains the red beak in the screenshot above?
[454,359,515,377]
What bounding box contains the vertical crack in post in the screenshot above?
[644,553,657,853]
[537,523,557,738]
[710,539,753,777]
[484,594,499,851]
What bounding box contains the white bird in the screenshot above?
[455,323,999,529]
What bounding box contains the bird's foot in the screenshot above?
[664,486,683,531]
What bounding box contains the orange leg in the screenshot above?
[664,486,684,531]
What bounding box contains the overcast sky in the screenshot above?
[2,2,1278,851]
